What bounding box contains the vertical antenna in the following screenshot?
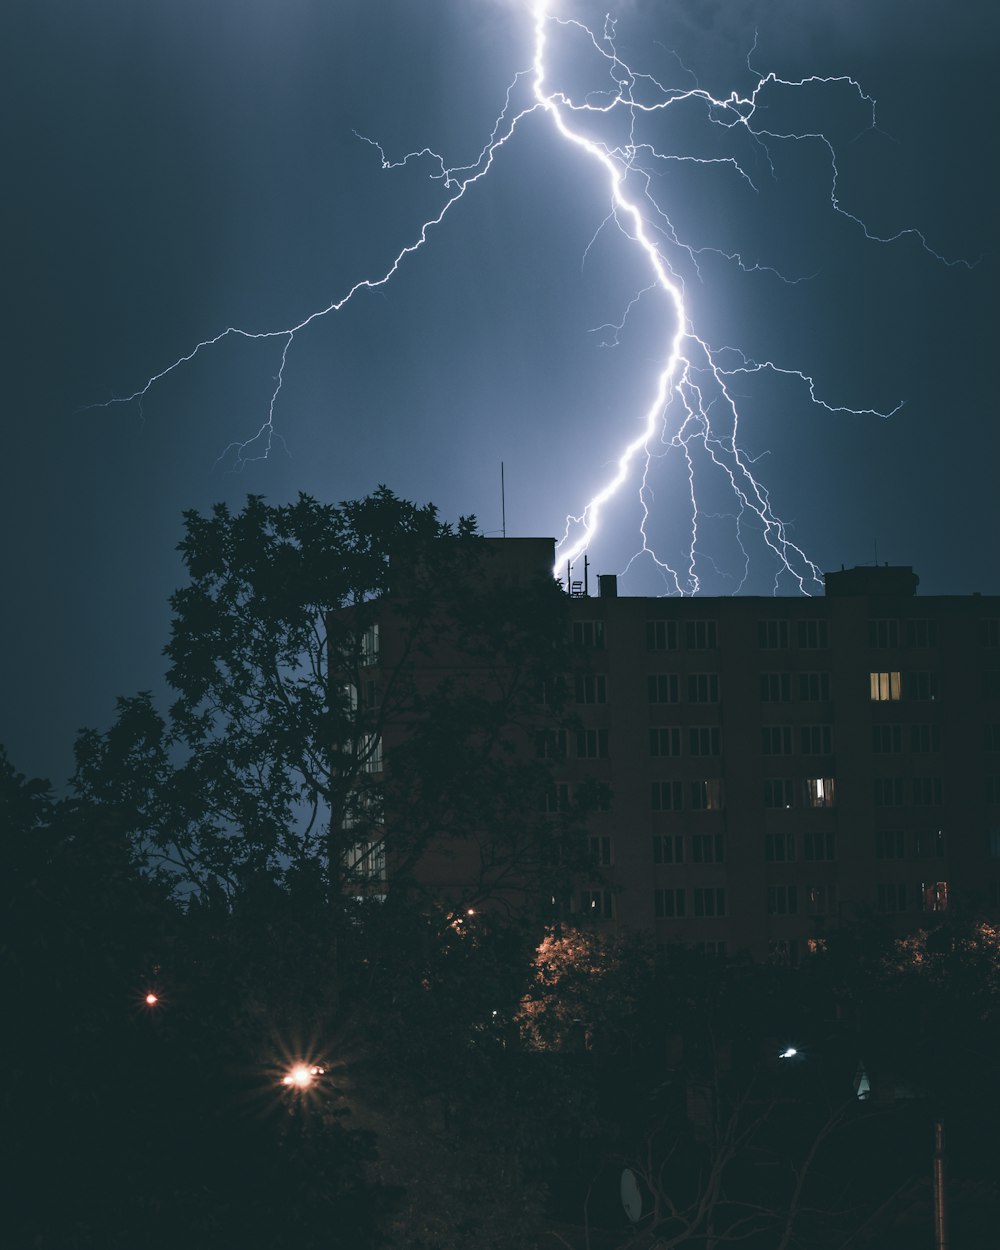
[501,461,506,539]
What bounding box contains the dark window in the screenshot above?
[764,779,795,808]
[874,778,905,807]
[877,883,907,914]
[653,834,684,864]
[912,777,943,806]
[807,884,838,916]
[758,620,789,649]
[762,725,793,755]
[912,829,945,858]
[690,779,724,811]
[767,885,798,915]
[904,671,939,701]
[651,781,683,811]
[574,674,607,704]
[797,619,829,649]
[649,727,681,756]
[869,619,900,649]
[577,728,609,758]
[648,674,680,704]
[802,831,835,861]
[655,888,685,918]
[876,830,905,860]
[685,620,718,650]
[760,673,792,702]
[689,727,721,756]
[646,620,678,651]
[800,725,833,755]
[580,889,614,919]
[589,835,613,866]
[691,834,724,864]
[573,620,605,649]
[905,619,938,648]
[765,833,795,863]
[872,724,902,753]
[799,671,831,701]
[694,887,726,917]
[543,783,570,813]
[536,729,567,759]
[688,673,720,703]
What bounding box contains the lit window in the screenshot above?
[573,620,605,650]
[767,885,798,915]
[691,833,724,863]
[804,777,835,808]
[576,728,608,758]
[655,887,685,918]
[875,830,905,860]
[764,779,795,809]
[649,727,681,756]
[580,889,614,919]
[646,620,678,651]
[797,619,829,649]
[689,727,721,756]
[360,623,380,666]
[799,671,831,701]
[765,833,795,863]
[647,674,679,704]
[360,732,383,774]
[921,881,948,912]
[802,831,835,862]
[874,778,904,807]
[870,671,901,701]
[688,673,720,703]
[345,840,386,885]
[694,887,726,917]
[758,620,789,649]
[651,781,683,811]
[574,674,607,704]
[589,835,613,866]
[690,779,724,811]
[760,673,792,702]
[869,619,900,649]
[761,726,793,755]
[653,834,684,864]
[685,620,718,649]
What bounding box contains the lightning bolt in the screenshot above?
[93,2,970,596]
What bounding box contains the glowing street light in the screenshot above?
[281,1064,325,1089]
[779,1046,798,1059]
[145,992,159,1006]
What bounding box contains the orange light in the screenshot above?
[145,993,159,1006]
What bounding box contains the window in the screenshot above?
[537,729,568,759]
[649,727,681,756]
[767,885,798,915]
[694,888,726,917]
[577,728,609,758]
[870,671,902,701]
[543,783,570,813]
[648,674,680,704]
[807,938,829,955]
[760,673,792,702]
[980,619,1000,647]
[345,840,387,885]
[905,619,938,648]
[694,940,728,956]
[575,673,607,704]
[921,881,949,912]
[877,883,907,913]
[797,619,829,649]
[655,888,686,918]
[985,724,1000,752]
[764,779,795,808]
[807,884,838,916]
[869,619,900,649]
[573,620,605,649]
[802,831,836,862]
[872,724,902,753]
[875,885,905,915]
[758,619,789,649]
[653,834,684,864]
[912,829,945,858]
[876,830,905,860]
[580,889,614,919]
[912,777,943,806]
[646,619,678,650]
[691,833,724,863]
[874,778,904,807]
[688,673,720,703]
[762,725,793,755]
[686,619,718,649]
[765,832,795,863]
[768,940,799,964]
[652,781,683,811]
[800,725,833,755]
[910,723,942,753]
[904,671,939,701]
[360,732,383,774]
[799,671,831,702]
[589,835,613,866]
[360,623,380,666]
[689,727,721,756]
[690,779,724,811]
[804,777,835,808]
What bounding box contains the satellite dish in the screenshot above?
[621,1168,644,1223]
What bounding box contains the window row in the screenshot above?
[763,778,835,809]
[875,881,949,914]
[584,882,951,920]
[872,724,942,753]
[870,671,939,701]
[868,619,939,649]
[873,777,944,807]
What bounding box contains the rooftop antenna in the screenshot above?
[501,461,506,539]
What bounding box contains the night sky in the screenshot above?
[4,0,997,783]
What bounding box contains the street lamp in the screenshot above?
[281,1063,325,1089]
